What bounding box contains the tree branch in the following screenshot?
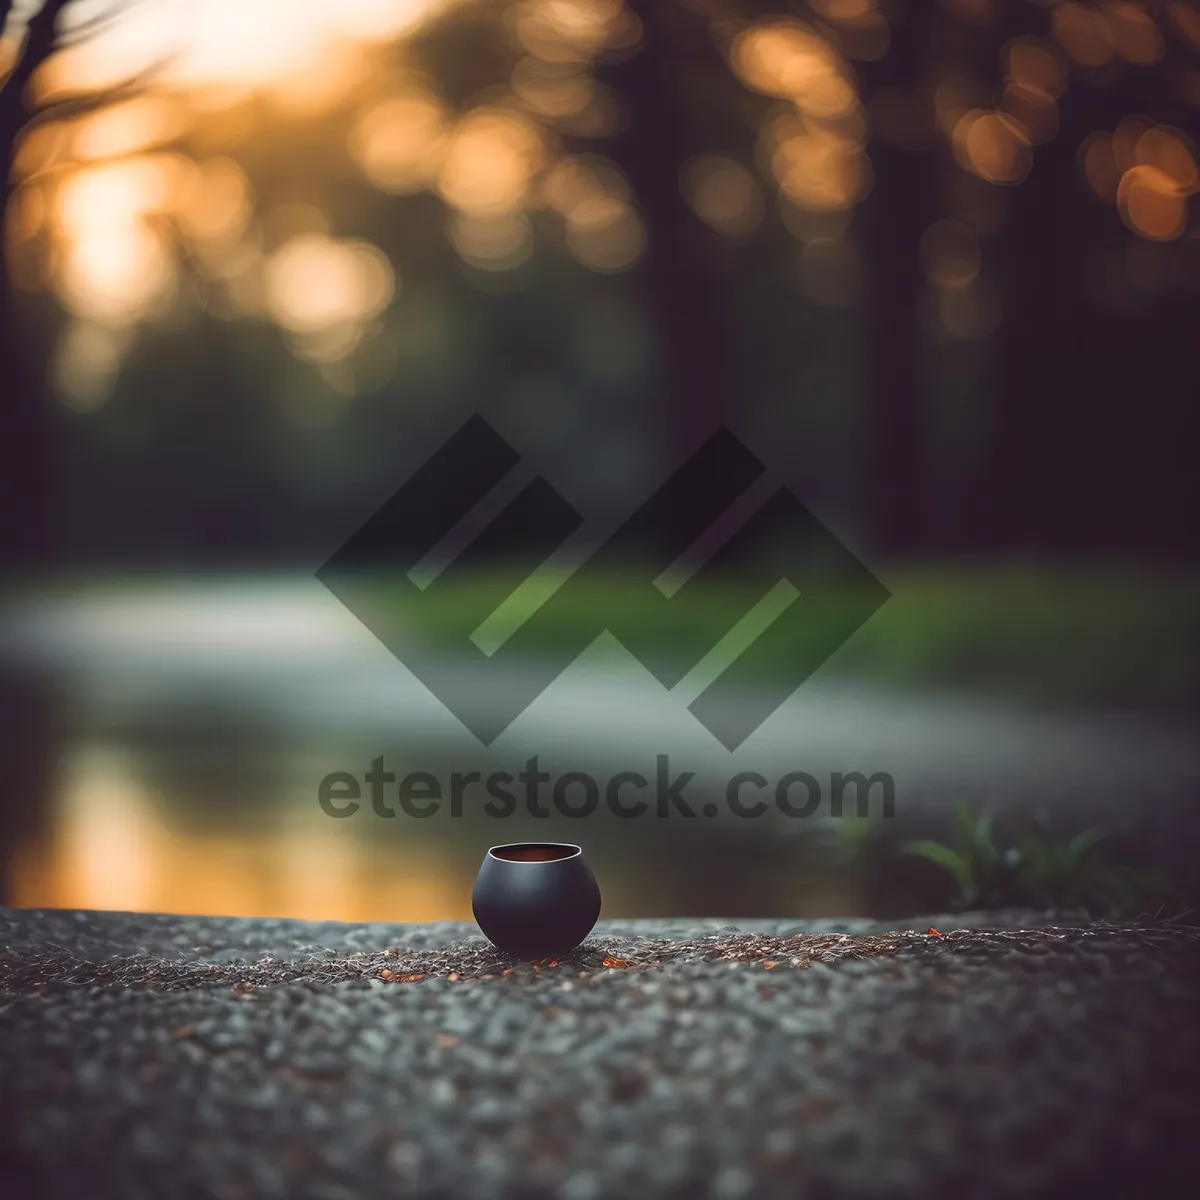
[24,52,175,130]
[0,0,73,123]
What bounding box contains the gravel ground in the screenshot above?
[2,908,1198,1200]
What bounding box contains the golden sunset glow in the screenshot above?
[1,0,1193,414]
[21,148,277,332]
[72,95,189,161]
[39,0,465,101]
[50,156,180,323]
[1,0,477,388]
[58,221,175,324]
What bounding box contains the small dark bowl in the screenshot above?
[472,843,601,961]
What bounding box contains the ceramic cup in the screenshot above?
[472,843,601,961]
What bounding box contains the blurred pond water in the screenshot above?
[2,577,1198,921]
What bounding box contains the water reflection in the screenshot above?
[0,581,866,920]
[7,733,864,920]
[11,741,475,919]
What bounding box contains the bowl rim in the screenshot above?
[486,842,582,862]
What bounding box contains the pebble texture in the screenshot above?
[1,908,1198,1199]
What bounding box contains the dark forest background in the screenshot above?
[0,0,1197,573]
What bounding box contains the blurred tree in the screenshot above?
[1,0,163,569]
[598,2,734,488]
[3,0,1198,569]
[0,0,71,570]
[710,0,1200,558]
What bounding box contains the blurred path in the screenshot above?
[2,908,1197,1199]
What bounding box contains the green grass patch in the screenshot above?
[361,563,1200,707]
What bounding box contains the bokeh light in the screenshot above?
[508,0,628,64]
[350,91,449,195]
[1113,116,1154,173]
[934,73,989,139]
[449,210,534,272]
[1053,2,1116,68]
[436,106,545,215]
[681,156,764,237]
[3,0,1195,406]
[1135,127,1200,193]
[953,110,1032,185]
[1005,37,1068,100]
[263,233,395,358]
[565,195,645,272]
[511,56,594,119]
[1170,2,1200,52]
[52,322,128,412]
[49,156,182,325]
[1106,2,1165,65]
[1118,166,1188,241]
[172,157,252,244]
[732,21,857,118]
[999,81,1059,146]
[810,0,890,62]
[1080,117,1198,241]
[762,111,869,213]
